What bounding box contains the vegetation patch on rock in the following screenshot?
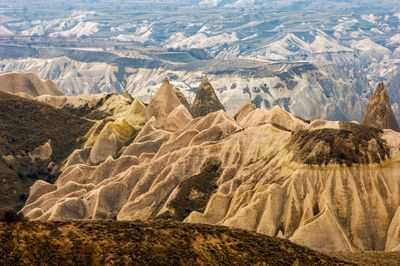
[288,122,390,166]
[163,158,222,221]
[61,93,115,120]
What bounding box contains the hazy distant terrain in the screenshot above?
[0,0,400,120]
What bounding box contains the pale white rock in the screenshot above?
[164,105,193,132]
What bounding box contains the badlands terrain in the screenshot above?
[1,1,400,263]
[0,70,397,253]
[1,0,400,120]
[0,72,399,264]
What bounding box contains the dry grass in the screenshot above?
[328,251,400,266]
[0,91,93,212]
[0,221,352,265]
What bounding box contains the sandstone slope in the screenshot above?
[0,72,63,97]
[20,79,400,254]
[36,92,134,120]
[362,82,400,131]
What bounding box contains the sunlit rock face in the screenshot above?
[362,82,400,132]
[0,72,63,97]
[21,80,400,253]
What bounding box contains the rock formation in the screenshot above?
[146,78,191,128]
[191,76,225,118]
[362,82,400,131]
[18,78,400,253]
[36,93,134,120]
[0,72,63,97]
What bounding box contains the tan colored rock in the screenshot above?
[362,82,400,131]
[22,103,400,253]
[0,72,63,97]
[25,180,56,206]
[62,148,91,171]
[48,197,88,221]
[30,140,52,160]
[164,105,193,132]
[123,99,147,126]
[290,206,354,252]
[56,164,95,188]
[386,207,400,251]
[21,181,94,219]
[308,119,340,130]
[239,106,308,131]
[234,103,256,124]
[89,118,140,165]
[84,119,113,148]
[145,78,190,128]
[121,118,171,159]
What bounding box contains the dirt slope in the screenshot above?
[0,91,93,212]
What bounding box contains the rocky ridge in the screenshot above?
[20,78,400,253]
[0,72,63,97]
[191,76,225,118]
[362,82,400,132]
[0,90,93,212]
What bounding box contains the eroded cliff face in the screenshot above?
[0,72,64,97]
[362,82,400,132]
[20,80,400,253]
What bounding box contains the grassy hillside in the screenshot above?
[328,251,400,266]
[0,91,93,211]
[0,221,351,265]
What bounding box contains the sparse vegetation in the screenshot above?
[0,91,93,212]
[61,93,116,120]
[163,158,222,221]
[0,221,352,265]
[0,210,25,223]
[0,91,93,162]
[288,122,390,166]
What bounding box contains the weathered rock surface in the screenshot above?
[88,118,140,165]
[238,105,308,131]
[362,82,400,131]
[191,76,225,118]
[36,93,134,120]
[20,78,400,253]
[0,72,63,97]
[146,78,191,128]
